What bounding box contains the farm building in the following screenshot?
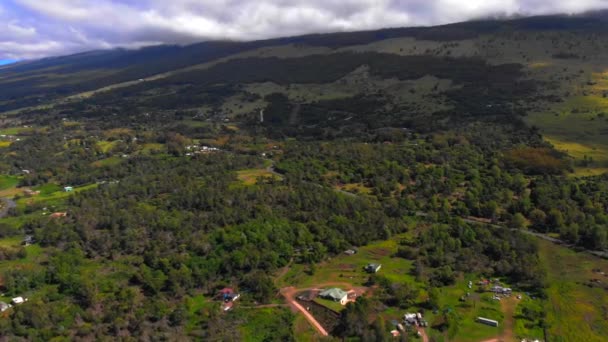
[476,317,499,327]
[64,186,74,192]
[365,263,382,273]
[319,288,348,305]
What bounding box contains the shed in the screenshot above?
[365,263,382,273]
[64,186,74,192]
[476,317,499,327]
[11,297,27,305]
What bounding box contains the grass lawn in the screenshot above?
[0,175,19,190]
[539,239,608,342]
[313,297,345,313]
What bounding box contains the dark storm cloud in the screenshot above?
[1,0,608,60]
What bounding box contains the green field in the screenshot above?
[277,232,417,289]
[0,175,19,190]
[539,240,608,341]
[236,168,281,186]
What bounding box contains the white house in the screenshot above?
[319,288,348,305]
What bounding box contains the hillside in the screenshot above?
[0,12,607,341]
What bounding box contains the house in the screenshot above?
[218,288,240,302]
[11,297,27,305]
[344,249,357,256]
[404,313,417,324]
[319,288,349,305]
[0,301,10,312]
[476,317,499,327]
[21,169,31,175]
[64,186,74,192]
[365,263,382,273]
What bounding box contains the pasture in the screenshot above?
[539,240,608,342]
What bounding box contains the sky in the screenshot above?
[1,0,608,61]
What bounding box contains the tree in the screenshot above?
[511,213,527,229]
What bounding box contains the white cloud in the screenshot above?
[0,0,607,60]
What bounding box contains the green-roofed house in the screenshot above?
[319,288,348,305]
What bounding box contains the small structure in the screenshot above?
[404,313,418,324]
[23,189,40,197]
[22,235,34,246]
[11,297,27,305]
[218,288,240,302]
[319,288,348,305]
[64,186,74,192]
[365,263,382,273]
[0,301,10,312]
[491,285,512,295]
[344,249,357,256]
[50,212,67,218]
[390,330,400,337]
[476,317,499,327]
[21,170,30,175]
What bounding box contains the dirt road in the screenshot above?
[417,327,429,342]
[281,287,329,336]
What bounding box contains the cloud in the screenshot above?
[1,0,607,60]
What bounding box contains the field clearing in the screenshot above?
[139,143,165,154]
[96,140,119,153]
[17,183,97,208]
[526,93,608,175]
[539,240,608,342]
[277,233,417,289]
[428,275,506,342]
[239,307,294,341]
[236,168,281,185]
[335,183,373,195]
[0,175,19,190]
[0,141,12,148]
[0,127,30,135]
[91,156,123,167]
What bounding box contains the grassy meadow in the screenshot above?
[539,240,608,342]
